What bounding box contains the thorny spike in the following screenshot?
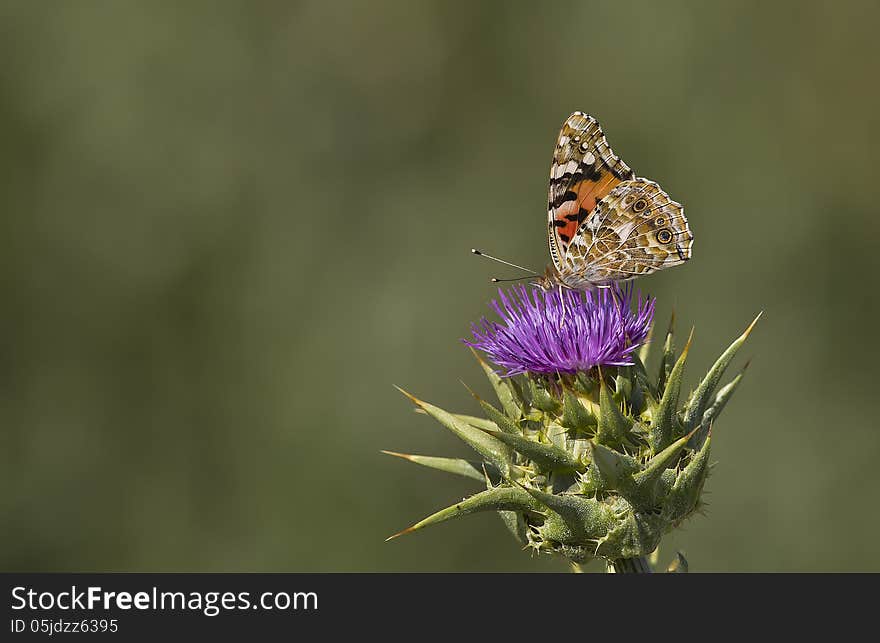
[561,387,597,433]
[657,309,676,394]
[395,386,514,475]
[682,312,761,432]
[479,426,585,473]
[380,450,490,482]
[414,407,498,432]
[652,328,693,452]
[463,383,522,436]
[689,360,750,448]
[469,347,524,419]
[386,486,542,541]
[596,367,635,448]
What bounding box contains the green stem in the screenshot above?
[607,556,653,573]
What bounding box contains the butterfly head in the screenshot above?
[535,264,565,291]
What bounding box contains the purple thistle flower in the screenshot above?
[466,284,655,376]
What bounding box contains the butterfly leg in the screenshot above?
[597,283,619,310]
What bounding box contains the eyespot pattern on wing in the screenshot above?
[560,178,693,285]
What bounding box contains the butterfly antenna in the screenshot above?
[490,276,538,283]
[471,249,538,275]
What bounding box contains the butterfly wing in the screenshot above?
[560,178,693,286]
[547,112,636,271]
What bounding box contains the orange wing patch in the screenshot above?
[551,172,624,251]
[547,112,634,269]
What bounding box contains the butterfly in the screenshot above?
[538,111,693,290]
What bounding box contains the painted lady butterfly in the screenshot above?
[540,112,693,290]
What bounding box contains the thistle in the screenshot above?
[386,284,759,572]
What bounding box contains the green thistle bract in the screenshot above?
[386,285,760,570]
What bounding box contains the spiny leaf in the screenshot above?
[380,451,490,482]
[657,310,676,395]
[386,486,542,541]
[396,386,513,475]
[632,429,697,500]
[682,313,761,432]
[651,329,693,453]
[612,374,632,407]
[479,427,585,472]
[459,414,498,431]
[596,512,665,562]
[464,385,521,435]
[689,361,749,449]
[528,377,560,413]
[415,408,496,431]
[589,441,639,489]
[664,434,712,522]
[497,510,529,545]
[573,371,597,396]
[596,368,635,448]
[478,398,521,435]
[627,360,649,416]
[519,484,615,542]
[470,347,523,419]
[630,354,650,384]
[702,361,749,425]
[561,388,596,433]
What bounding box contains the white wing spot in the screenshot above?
[553,160,579,178]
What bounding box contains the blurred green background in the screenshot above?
[1,1,878,572]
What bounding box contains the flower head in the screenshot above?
[466,284,655,376]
